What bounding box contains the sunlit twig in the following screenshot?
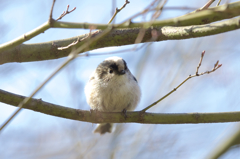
[141,50,222,112]
[108,0,130,24]
[56,5,76,21]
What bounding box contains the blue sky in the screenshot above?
[1,0,240,158]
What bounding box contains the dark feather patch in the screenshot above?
[96,59,126,79]
[133,76,137,82]
[109,63,118,70]
[122,59,128,70]
[96,60,113,79]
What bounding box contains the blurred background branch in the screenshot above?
[206,123,240,159]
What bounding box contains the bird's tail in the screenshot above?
[94,123,113,134]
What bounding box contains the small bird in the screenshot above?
[85,56,141,134]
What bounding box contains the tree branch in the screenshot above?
[0,89,240,124]
[0,3,77,53]
[1,16,240,65]
[0,22,50,54]
[0,1,240,53]
[52,1,240,29]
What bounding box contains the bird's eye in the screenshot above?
[109,69,113,74]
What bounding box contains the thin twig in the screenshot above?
[151,0,167,19]
[58,37,81,50]
[141,50,222,112]
[57,0,157,51]
[134,28,146,44]
[195,0,216,12]
[200,0,216,10]
[160,6,197,10]
[51,1,240,29]
[1,1,239,53]
[108,0,130,24]
[56,5,76,21]
[196,50,205,75]
[48,0,56,25]
[217,0,222,6]
[58,0,160,51]
[134,0,167,45]
[58,29,99,50]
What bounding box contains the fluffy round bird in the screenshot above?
[85,56,141,134]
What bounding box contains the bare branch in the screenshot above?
[1,15,239,65]
[57,37,81,50]
[108,0,130,24]
[1,89,240,125]
[141,50,222,112]
[53,1,240,29]
[200,0,216,10]
[48,0,56,26]
[196,50,205,75]
[151,0,167,19]
[194,0,216,12]
[134,0,167,45]
[56,5,76,21]
[0,1,240,53]
[57,28,99,51]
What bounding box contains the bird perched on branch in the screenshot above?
[85,56,141,134]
